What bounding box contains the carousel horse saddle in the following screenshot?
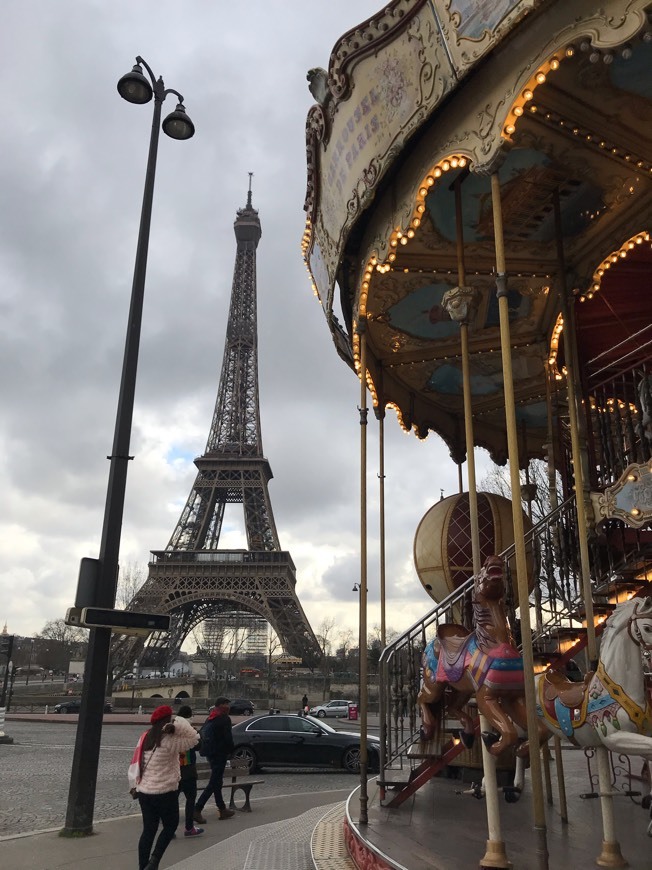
[542,668,593,709]
[437,624,472,669]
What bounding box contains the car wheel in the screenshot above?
[243,708,253,716]
[342,746,362,773]
[231,746,258,774]
[59,707,68,714]
[317,710,326,718]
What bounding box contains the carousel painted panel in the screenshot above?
[311,6,453,310]
[438,0,548,75]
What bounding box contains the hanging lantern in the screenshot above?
[413,491,534,603]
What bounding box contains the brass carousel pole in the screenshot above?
[377,402,387,649]
[376,396,387,792]
[543,368,567,816]
[551,191,597,665]
[357,317,369,825]
[444,174,510,869]
[552,193,625,869]
[490,171,549,870]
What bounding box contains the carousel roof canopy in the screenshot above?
[303,0,652,464]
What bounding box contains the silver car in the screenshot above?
[309,699,352,718]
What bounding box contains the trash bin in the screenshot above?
[348,704,358,721]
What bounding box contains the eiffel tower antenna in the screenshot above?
[128,188,321,668]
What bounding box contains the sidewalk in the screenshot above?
[0,789,350,870]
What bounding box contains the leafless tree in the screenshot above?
[315,617,336,700]
[191,614,253,694]
[479,459,567,629]
[37,619,88,673]
[115,561,148,609]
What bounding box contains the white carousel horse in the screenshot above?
[535,596,652,833]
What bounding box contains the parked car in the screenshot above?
[231,713,380,773]
[228,698,255,715]
[309,699,353,718]
[53,699,113,714]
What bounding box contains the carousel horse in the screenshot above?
[535,595,652,832]
[418,555,548,760]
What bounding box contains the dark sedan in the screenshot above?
[230,713,379,773]
[53,699,113,714]
[228,698,255,715]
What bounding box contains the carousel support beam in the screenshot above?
[552,190,598,667]
[552,736,568,823]
[377,401,387,649]
[447,174,509,870]
[554,203,626,867]
[545,359,572,823]
[376,399,387,781]
[596,746,628,868]
[357,318,369,826]
[490,171,549,870]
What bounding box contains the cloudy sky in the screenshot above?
[1,2,479,648]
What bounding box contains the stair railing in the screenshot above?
[378,493,583,777]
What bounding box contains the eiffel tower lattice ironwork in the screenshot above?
[129,183,321,667]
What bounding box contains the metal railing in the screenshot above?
[377,493,603,778]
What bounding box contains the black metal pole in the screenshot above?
[63,85,163,836]
[0,635,14,707]
[25,640,33,686]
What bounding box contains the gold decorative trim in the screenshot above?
[596,660,652,731]
[328,0,430,101]
[591,460,652,530]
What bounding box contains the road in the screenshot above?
[0,719,363,836]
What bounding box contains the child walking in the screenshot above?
[177,705,205,836]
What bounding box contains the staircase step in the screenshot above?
[407,739,443,758]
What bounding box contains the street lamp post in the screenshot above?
[63,57,194,836]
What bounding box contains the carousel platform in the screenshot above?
[333,746,652,869]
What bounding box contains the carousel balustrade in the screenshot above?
[587,360,652,489]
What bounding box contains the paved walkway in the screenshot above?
[0,791,350,870]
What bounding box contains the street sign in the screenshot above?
[80,607,170,633]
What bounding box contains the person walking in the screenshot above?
[134,704,199,870]
[194,697,235,821]
[176,705,204,837]
[301,694,309,715]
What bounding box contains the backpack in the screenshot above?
[198,719,214,758]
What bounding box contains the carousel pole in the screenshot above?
[552,193,625,869]
[377,400,387,649]
[552,191,597,666]
[357,318,369,826]
[443,174,510,870]
[490,171,549,870]
[544,363,570,819]
[376,395,388,786]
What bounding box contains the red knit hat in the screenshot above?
[150,705,174,724]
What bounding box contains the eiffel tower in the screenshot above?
[129,180,321,668]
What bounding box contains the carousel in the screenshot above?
[303,2,652,868]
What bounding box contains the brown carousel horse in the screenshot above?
[418,555,548,760]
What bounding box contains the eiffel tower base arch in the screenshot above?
[125,550,322,670]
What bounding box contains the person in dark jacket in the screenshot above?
[194,697,235,821]
[176,705,204,836]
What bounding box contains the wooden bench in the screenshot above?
[196,758,264,812]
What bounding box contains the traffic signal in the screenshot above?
[0,635,14,658]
